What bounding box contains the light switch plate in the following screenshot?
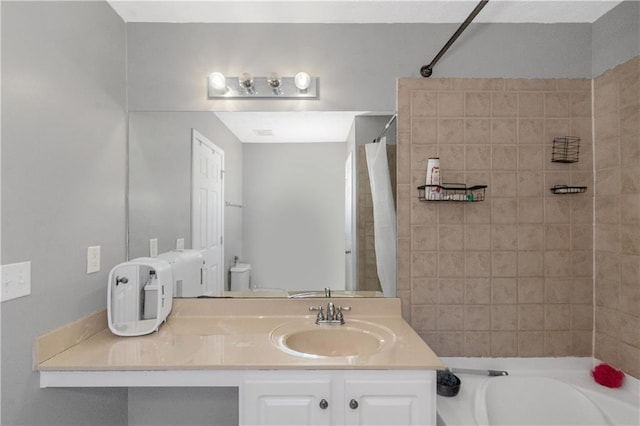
[150,238,158,257]
[1,261,31,302]
[176,238,185,250]
[87,246,101,274]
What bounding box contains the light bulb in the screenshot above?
[209,72,226,91]
[268,72,281,88]
[294,72,311,91]
[239,72,254,89]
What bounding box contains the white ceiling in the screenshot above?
[215,111,373,143]
[107,0,622,24]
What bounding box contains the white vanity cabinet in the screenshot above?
[241,370,436,426]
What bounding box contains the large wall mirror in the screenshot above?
[128,111,396,298]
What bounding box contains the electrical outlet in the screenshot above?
[150,238,158,257]
[87,246,101,274]
[1,261,31,302]
[176,238,185,250]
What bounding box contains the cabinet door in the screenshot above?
[242,378,332,426]
[344,378,434,426]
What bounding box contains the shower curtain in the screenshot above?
[365,137,397,297]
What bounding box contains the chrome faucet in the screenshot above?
[310,302,351,325]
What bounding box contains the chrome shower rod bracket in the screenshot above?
[420,0,489,78]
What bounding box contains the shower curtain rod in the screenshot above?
[420,0,489,78]
[373,113,397,143]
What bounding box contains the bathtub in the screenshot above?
[437,357,640,426]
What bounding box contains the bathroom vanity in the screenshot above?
[35,298,443,425]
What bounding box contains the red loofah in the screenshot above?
[592,363,625,388]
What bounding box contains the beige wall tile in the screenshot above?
[545,224,571,250]
[518,331,545,356]
[491,172,517,197]
[518,277,544,303]
[492,119,518,144]
[518,93,544,117]
[453,78,504,91]
[492,199,518,224]
[465,145,491,170]
[491,332,518,356]
[545,304,572,330]
[438,92,464,117]
[492,251,518,277]
[519,304,544,330]
[556,78,591,92]
[518,198,544,223]
[492,278,517,304]
[411,305,438,331]
[465,225,491,251]
[572,278,593,304]
[464,119,491,144]
[545,331,573,356]
[545,278,572,303]
[465,92,492,117]
[506,79,557,92]
[492,305,518,330]
[493,145,518,170]
[438,278,465,304]
[411,117,438,144]
[438,119,464,144]
[594,80,618,116]
[545,92,571,118]
[570,91,592,117]
[518,251,544,277]
[438,306,465,330]
[518,119,544,144]
[411,278,438,305]
[465,332,492,356]
[618,344,640,377]
[465,306,491,331]
[438,252,466,277]
[518,225,544,250]
[518,172,544,197]
[572,331,593,356]
[466,278,492,304]
[438,332,464,356]
[491,92,518,117]
[412,90,438,116]
[465,251,491,277]
[412,225,438,251]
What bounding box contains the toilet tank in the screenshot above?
[230,263,251,291]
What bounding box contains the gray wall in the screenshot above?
[243,143,345,291]
[592,0,640,77]
[1,1,128,425]
[128,112,244,278]
[126,22,593,112]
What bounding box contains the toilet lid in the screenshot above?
[474,376,611,426]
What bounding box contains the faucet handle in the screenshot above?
[309,306,325,321]
[337,306,351,312]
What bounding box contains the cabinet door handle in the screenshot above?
[319,399,329,410]
[349,399,359,409]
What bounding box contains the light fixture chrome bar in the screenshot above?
[208,76,318,99]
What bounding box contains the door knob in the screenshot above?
[349,399,359,409]
[319,399,329,410]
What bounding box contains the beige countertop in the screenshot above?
[36,298,443,372]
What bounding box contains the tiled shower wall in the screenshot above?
[593,56,640,378]
[396,77,594,358]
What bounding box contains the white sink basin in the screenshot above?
[270,319,395,358]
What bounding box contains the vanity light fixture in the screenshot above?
[207,71,317,99]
